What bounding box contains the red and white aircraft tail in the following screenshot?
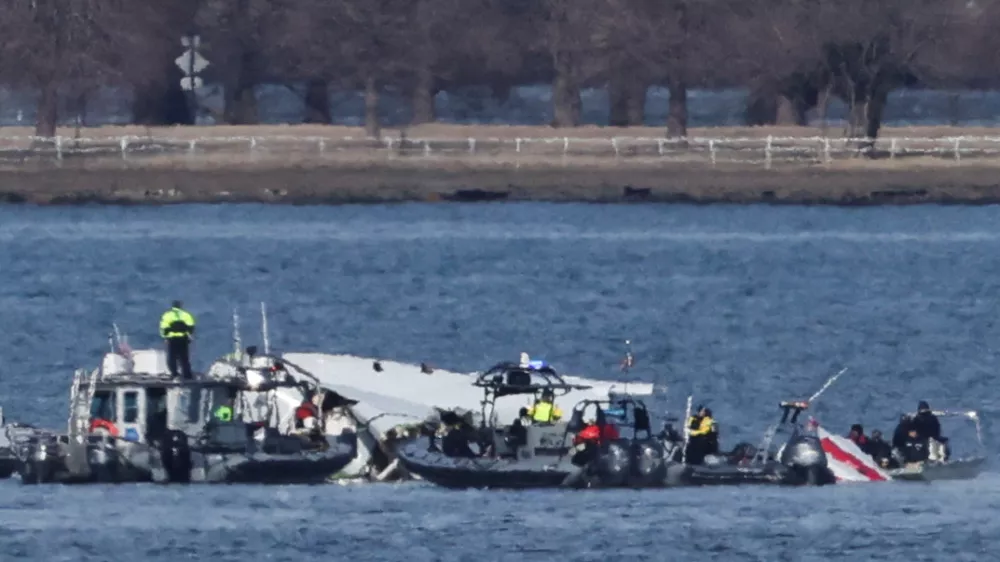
[816,426,892,483]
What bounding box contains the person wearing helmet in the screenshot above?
[527,388,563,424]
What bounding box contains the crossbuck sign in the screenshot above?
[175,35,210,91]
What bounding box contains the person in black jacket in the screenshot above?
[900,427,929,464]
[892,414,912,451]
[910,401,942,441]
[867,429,896,469]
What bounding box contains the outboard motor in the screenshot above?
[159,429,192,483]
[779,433,835,486]
[630,440,667,486]
[595,440,631,487]
[87,440,116,482]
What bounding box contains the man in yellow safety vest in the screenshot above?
[159,300,196,379]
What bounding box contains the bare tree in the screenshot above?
[0,0,175,137]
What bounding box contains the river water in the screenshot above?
[0,203,997,560]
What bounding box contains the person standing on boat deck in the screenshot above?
[685,406,714,464]
[527,388,562,424]
[214,403,233,422]
[159,300,196,379]
[911,401,942,442]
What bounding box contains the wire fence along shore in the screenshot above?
[3,133,1000,168]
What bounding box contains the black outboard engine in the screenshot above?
[160,429,192,483]
[630,440,667,486]
[595,440,631,487]
[779,433,835,486]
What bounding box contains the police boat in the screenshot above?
[0,407,34,478]
[394,359,677,489]
[665,400,837,487]
[18,343,356,485]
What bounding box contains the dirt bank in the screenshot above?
[0,124,998,205]
[2,162,1000,206]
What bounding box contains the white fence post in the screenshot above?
[55,136,63,161]
[188,139,197,156]
[709,139,716,166]
[611,137,619,158]
[657,139,664,156]
[423,140,431,157]
[120,137,129,160]
[823,138,831,166]
[765,135,773,170]
[318,138,326,154]
[468,137,475,154]
[563,137,569,155]
[515,138,522,153]
[953,138,961,162]
[890,138,897,160]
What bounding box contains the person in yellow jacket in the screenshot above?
[527,389,563,424]
[684,405,715,464]
[159,300,196,379]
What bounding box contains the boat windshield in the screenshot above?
[90,391,116,420]
[176,388,201,423]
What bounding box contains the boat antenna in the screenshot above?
[232,306,242,356]
[261,302,270,355]
[112,323,121,351]
[680,394,693,464]
[806,367,848,406]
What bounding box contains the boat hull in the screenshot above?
[20,432,357,486]
[676,462,836,487]
[887,457,986,482]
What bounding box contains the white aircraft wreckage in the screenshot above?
[202,305,656,482]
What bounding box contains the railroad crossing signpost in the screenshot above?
[176,35,209,121]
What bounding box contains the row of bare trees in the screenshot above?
[0,0,994,140]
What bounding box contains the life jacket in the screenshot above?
[295,402,319,420]
[90,418,119,437]
[573,423,620,445]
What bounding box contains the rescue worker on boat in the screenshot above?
[900,426,929,465]
[684,405,715,465]
[213,402,233,422]
[867,429,896,469]
[570,410,620,466]
[527,388,563,424]
[159,300,196,380]
[847,423,874,456]
[911,400,948,460]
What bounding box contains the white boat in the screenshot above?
[205,305,656,482]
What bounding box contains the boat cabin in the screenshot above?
[471,359,594,460]
[81,349,291,445]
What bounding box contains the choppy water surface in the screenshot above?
[2,203,999,560]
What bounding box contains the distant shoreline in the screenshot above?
[3,164,1000,206]
[1,123,1000,206]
